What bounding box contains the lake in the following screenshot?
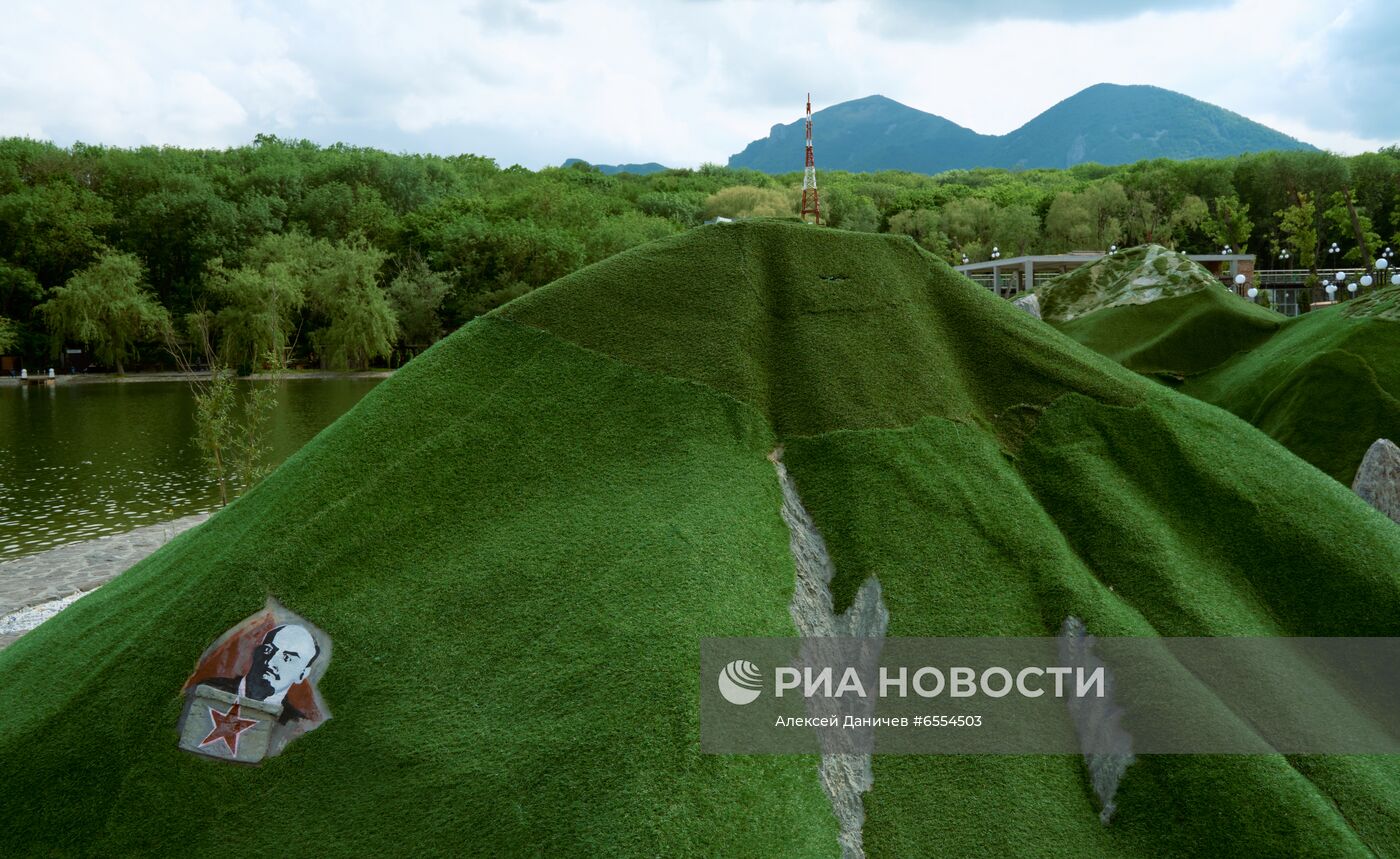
[0,376,385,562]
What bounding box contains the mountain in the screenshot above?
[726,94,994,174]
[5,222,1400,855]
[728,84,1316,174]
[562,157,670,175]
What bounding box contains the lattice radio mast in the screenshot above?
[800,93,821,225]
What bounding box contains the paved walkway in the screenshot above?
[0,513,211,649]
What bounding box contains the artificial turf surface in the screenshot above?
[1040,247,1400,484]
[3,221,1400,856]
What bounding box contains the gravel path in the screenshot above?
[0,513,210,650]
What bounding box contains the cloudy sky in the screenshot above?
[1,0,1394,168]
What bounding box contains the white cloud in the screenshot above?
[0,0,1392,168]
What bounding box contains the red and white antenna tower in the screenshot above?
[800,93,820,225]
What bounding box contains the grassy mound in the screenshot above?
[1054,288,1283,379]
[1042,246,1398,483]
[1180,290,1400,483]
[1037,245,1228,324]
[4,221,1400,857]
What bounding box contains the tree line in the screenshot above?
[1,135,1397,370]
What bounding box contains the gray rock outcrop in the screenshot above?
[1012,292,1041,319]
[1353,439,1400,525]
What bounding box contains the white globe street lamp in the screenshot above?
[1360,274,1374,287]
[1247,286,1259,299]
[1392,273,1400,286]
[1376,257,1389,271]
[1326,283,1338,299]
[1335,271,1347,283]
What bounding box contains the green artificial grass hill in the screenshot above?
[1054,288,1283,379]
[4,221,1400,857]
[1040,247,1400,484]
[1037,244,1231,324]
[1180,294,1400,483]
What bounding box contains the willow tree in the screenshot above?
[205,251,305,372]
[40,250,168,373]
[0,316,17,353]
[305,237,397,370]
[387,255,450,355]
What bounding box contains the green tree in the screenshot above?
[1324,189,1382,265]
[230,358,281,491]
[1045,181,1127,251]
[994,204,1040,257]
[823,186,880,232]
[387,255,451,352]
[1204,195,1254,252]
[887,208,952,257]
[167,312,279,506]
[0,261,42,348]
[0,316,17,353]
[0,182,113,287]
[583,211,679,261]
[40,250,169,373]
[305,238,397,370]
[703,186,794,219]
[119,176,238,309]
[938,197,998,256]
[1277,193,1319,276]
[636,190,706,226]
[205,249,305,372]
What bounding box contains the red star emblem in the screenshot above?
[200,702,258,756]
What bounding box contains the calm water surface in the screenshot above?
[0,377,384,561]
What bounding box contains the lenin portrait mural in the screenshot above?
[177,598,332,764]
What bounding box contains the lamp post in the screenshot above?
[1326,269,1344,302]
[1108,244,1117,254]
[990,246,1001,294]
[1234,273,1248,298]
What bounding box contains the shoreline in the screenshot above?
[0,513,211,650]
[4,369,394,385]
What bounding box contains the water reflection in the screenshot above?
[0,378,383,561]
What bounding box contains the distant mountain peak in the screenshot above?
[561,158,669,176]
[728,84,1314,174]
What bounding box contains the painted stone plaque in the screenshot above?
[177,598,332,763]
